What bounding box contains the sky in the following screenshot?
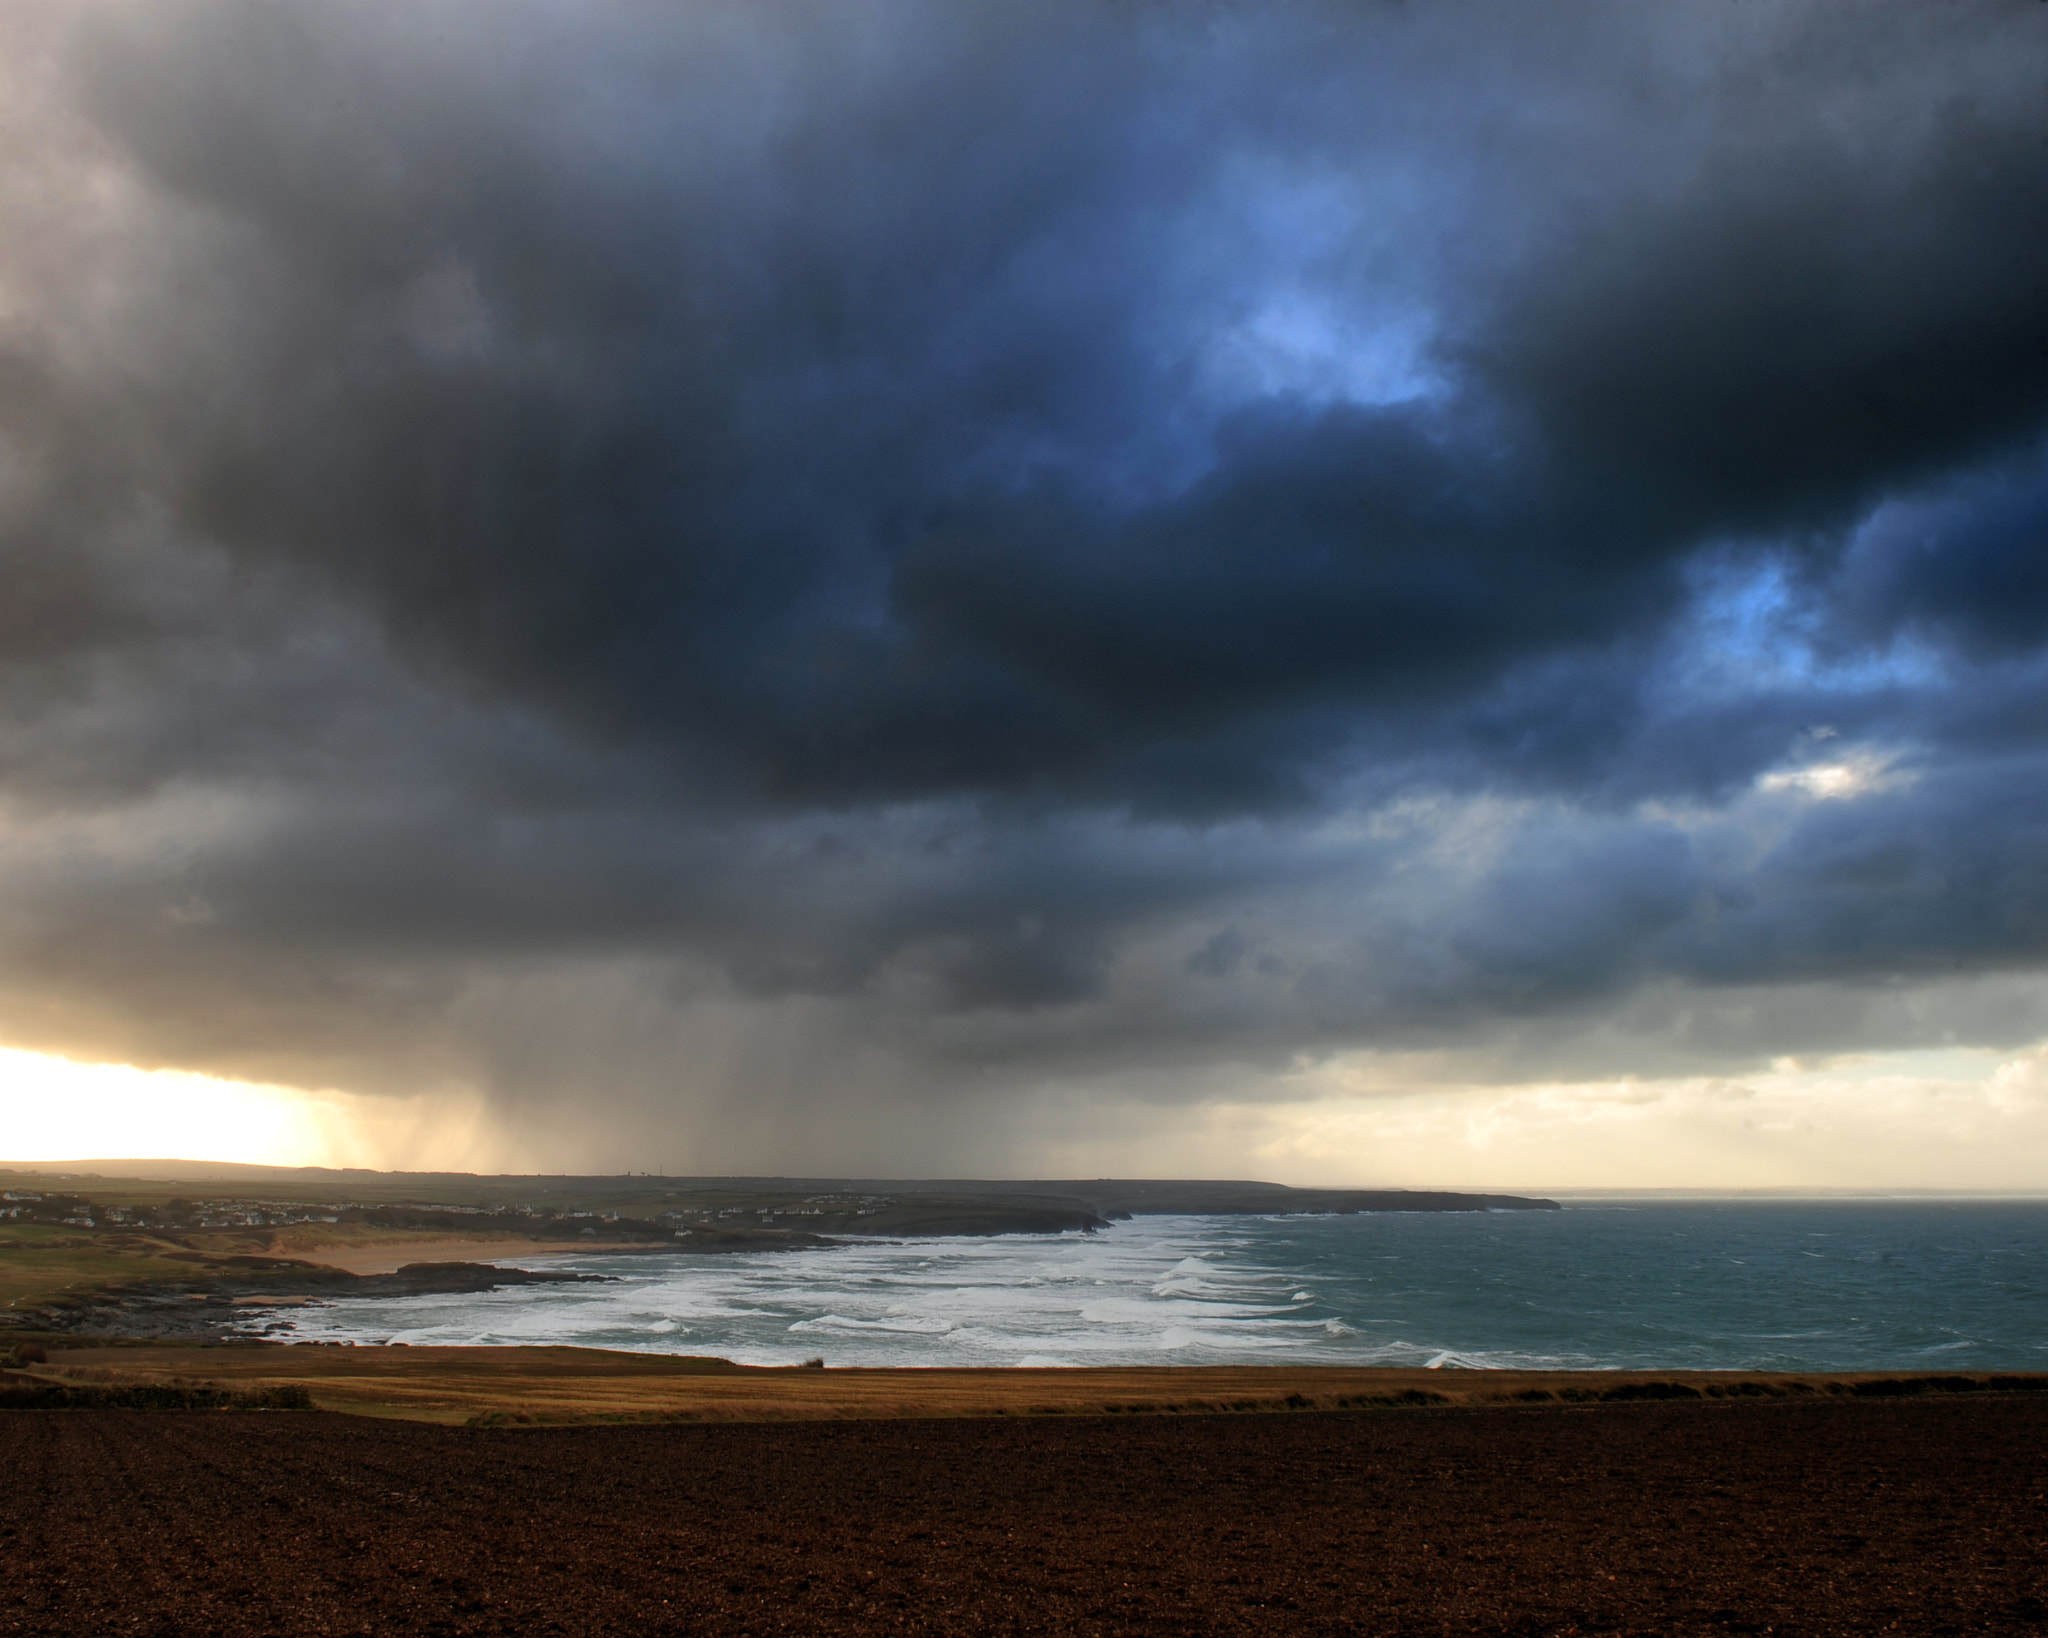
[3,0,2048,1187]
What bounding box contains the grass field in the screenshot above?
[0,1218,630,1315]
[0,1224,218,1309]
[17,1342,2044,1426]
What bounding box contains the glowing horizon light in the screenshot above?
[0,1045,354,1167]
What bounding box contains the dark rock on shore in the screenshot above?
[22,1261,612,1344]
[353,1261,615,1298]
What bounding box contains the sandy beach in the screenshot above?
[8,1389,2046,1635]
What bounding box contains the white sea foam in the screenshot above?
[274,1203,2048,1373]
[281,1217,1333,1365]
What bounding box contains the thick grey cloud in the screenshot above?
[1,0,2046,1143]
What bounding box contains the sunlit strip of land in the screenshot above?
[13,1346,2042,1426]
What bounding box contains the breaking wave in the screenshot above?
[279,1201,2048,1373]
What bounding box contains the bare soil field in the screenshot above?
[6,1391,2047,1636]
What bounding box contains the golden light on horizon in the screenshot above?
[7,1035,2048,1190]
[0,1044,357,1167]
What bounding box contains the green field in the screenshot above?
[0,1222,231,1312]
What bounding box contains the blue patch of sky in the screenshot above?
[1667,548,1946,706]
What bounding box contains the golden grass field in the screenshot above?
[21,1342,2042,1426]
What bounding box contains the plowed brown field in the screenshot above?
[6,1393,2046,1636]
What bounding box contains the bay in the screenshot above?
[280,1199,2048,1372]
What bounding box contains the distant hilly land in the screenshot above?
[5,1164,1557,1225]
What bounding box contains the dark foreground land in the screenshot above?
[8,1392,2048,1637]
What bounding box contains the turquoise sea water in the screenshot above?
[279,1200,2048,1372]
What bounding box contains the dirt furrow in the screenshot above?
[4,1394,2045,1636]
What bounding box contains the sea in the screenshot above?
[277,1199,2048,1373]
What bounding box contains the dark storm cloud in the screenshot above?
[1,0,2046,1115]
[1828,456,2048,659]
[53,0,2044,814]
